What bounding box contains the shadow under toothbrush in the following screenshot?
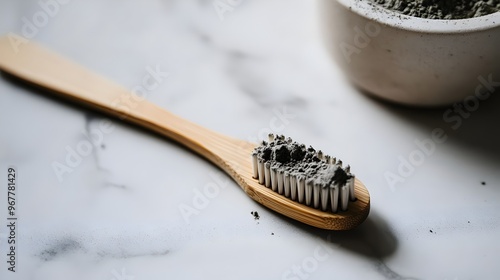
[269,207,398,259]
[261,206,416,278]
[328,211,398,258]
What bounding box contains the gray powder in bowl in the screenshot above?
[369,0,500,19]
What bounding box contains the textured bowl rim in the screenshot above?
[336,0,500,34]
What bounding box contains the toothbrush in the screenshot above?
[0,36,370,230]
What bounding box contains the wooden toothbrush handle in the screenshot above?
[0,35,244,165]
[0,36,372,230]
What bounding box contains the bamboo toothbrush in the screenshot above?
[0,35,370,230]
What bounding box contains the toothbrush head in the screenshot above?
[252,134,364,218]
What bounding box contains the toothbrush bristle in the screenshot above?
[251,134,356,213]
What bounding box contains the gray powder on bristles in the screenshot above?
[370,0,500,19]
[252,135,352,188]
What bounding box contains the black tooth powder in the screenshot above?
[274,145,291,163]
[253,137,353,188]
[370,0,500,20]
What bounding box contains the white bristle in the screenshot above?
[284,171,291,198]
[317,150,323,160]
[290,174,297,201]
[340,185,349,211]
[268,133,275,142]
[277,170,284,195]
[313,183,321,209]
[330,184,339,212]
[264,162,271,188]
[337,160,343,167]
[345,165,350,173]
[348,176,356,201]
[321,187,329,211]
[324,155,331,164]
[331,157,336,165]
[257,160,265,184]
[271,167,278,192]
[297,176,305,203]
[252,154,258,179]
[305,180,313,206]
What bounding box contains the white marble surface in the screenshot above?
[1,1,500,279]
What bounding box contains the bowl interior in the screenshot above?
[335,0,500,34]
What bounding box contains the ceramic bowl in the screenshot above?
[318,0,500,106]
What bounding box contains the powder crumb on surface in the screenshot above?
[369,0,500,19]
[251,211,260,220]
